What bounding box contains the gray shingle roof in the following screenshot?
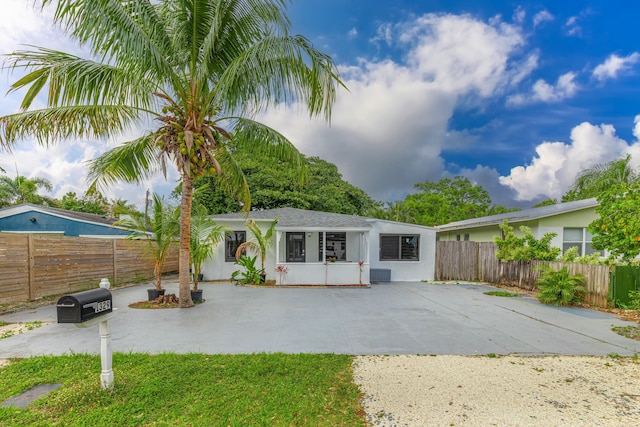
[436,198,598,231]
[0,203,118,226]
[211,207,372,228]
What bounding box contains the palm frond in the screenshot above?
[0,105,139,146]
[212,140,251,211]
[44,0,175,82]
[86,133,164,193]
[230,117,307,185]
[5,48,157,111]
[212,34,343,121]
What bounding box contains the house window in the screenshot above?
[563,228,595,256]
[225,231,246,262]
[380,235,419,261]
[464,233,470,241]
[319,232,346,261]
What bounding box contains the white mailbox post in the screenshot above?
[65,278,117,391]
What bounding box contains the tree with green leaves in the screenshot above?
[494,220,561,262]
[588,181,640,263]
[59,191,110,215]
[563,155,638,202]
[0,0,342,307]
[371,176,517,226]
[0,175,54,207]
[113,193,180,291]
[190,154,376,215]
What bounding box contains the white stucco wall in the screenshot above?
[369,221,436,281]
[201,217,436,283]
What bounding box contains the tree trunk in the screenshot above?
[179,174,195,308]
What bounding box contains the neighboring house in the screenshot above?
[203,208,436,285]
[0,203,132,237]
[436,198,599,255]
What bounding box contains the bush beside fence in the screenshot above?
[435,241,611,308]
[0,233,178,304]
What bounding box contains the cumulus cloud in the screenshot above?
[261,13,531,201]
[347,27,358,39]
[507,71,578,105]
[512,6,526,24]
[592,52,640,81]
[533,10,554,27]
[499,120,636,201]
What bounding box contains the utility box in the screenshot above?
[57,288,113,324]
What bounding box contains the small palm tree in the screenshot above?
[564,155,638,201]
[113,193,179,291]
[0,175,54,207]
[190,205,228,291]
[236,219,278,274]
[536,266,587,306]
[0,0,342,308]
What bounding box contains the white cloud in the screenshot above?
[507,71,578,105]
[565,15,582,37]
[499,120,634,201]
[261,13,530,201]
[592,52,640,81]
[533,10,554,27]
[370,22,393,45]
[512,6,526,24]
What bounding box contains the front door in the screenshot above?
[286,232,306,262]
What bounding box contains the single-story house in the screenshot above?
[0,203,132,237]
[436,198,599,255]
[203,207,436,285]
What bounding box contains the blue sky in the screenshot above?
[1,0,639,209]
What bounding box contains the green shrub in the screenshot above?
[626,290,640,310]
[536,266,586,306]
[560,246,603,264]
[230,255,263,285]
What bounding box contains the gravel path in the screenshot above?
[354,355,640,426]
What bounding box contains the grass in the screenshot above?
[0,353,366,426]
[484,290,519,297]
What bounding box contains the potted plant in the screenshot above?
[235,218,278,283]
[189,205,228,303]
[113,193,179,300]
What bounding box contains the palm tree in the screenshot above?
[563,155,638,201]
[235,219,278,273]
[0,175,54,207]
[190,204,227,291]
[0,0,342,307]
[113,193,180,291]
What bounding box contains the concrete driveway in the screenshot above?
[1,282,639,357]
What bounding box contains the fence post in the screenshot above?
[28,234,35,301]
[112,240,118,286]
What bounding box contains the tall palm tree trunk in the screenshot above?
[179,174,195,308]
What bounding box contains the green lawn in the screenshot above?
[0,353,366,426]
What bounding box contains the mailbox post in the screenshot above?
[57,279,116,390]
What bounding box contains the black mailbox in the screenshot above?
[57,288,112,323]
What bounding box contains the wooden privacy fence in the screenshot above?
[0,233,178,304]
[435,241,611,308]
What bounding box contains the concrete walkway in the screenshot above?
[1,282,639,357]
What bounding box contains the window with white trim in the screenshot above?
[562,228,595,256]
